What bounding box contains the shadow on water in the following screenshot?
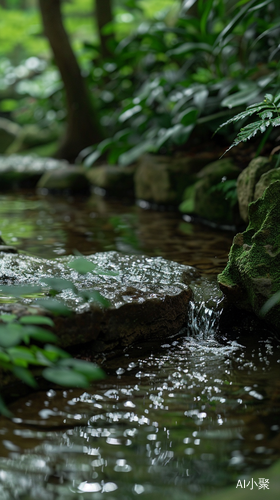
[0,191,279,499]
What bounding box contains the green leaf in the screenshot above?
[178,108,198,126]
[35,299,72,317]
[42,367,89,388]
[0,284,43,297]
[12,366,38,388]
[264,93,273,103]
[259,110,273,120]
[21,326,57,343]
[0,314,17,323]
[273,93,280,105]
[260,291,280,317]
[77,290,111,308]
[200,0,214,35]
[83,149,101,168]
[221,88,260,109]
[193,89,209,111]
[67,257,99,275]
[0,395,13,418]
[167,42,213,56]
[215,0,262,48]
[0,324,23,348]
[58,358,106,381]
[271,116,280,127]
[118,140,156,166]
[215,103,271,133]
[40,277,78,294]
[92,267,119,277]
[44,344,70,359]
[0,349,10,363]
[19,315,54,327]
[8,346,37,364]
[221,118,274,155]
[156,124,193,149]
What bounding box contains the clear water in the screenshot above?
[0,191,279,500]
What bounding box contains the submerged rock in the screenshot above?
[218,181,280,331]
[0,251,195,356]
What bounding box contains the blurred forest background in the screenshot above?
[1,0,280,164]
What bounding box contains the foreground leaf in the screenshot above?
[0,324,23,348]
[0,284,43,297]
[19,315,54,327]
[67,257,100,275]
[35,298,72,317]
[12,366,38,388]
[43,367,89,387]
[58,358,106,381]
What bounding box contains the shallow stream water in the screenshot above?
[0,191,279,499]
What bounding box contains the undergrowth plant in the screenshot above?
[81,0,280,166]
[216,92,280,156]
[0,255,114,417]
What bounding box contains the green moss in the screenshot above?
[218,181,280,330]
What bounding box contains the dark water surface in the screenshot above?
[0,192,279,500]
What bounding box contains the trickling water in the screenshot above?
[0,192,279,499]
[187,278,223,338]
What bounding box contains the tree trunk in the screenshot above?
[95,0,114,59]
[38,0,103,161]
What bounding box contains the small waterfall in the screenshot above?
[187,278,223,338]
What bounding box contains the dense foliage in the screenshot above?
[1,0,280,162]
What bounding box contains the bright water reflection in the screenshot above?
[0,191,233,273]
[0,326,279,499]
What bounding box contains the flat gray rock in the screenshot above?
[0,251,196,356]
[0,155,69,189]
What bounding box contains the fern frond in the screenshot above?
[271,116,280,127]
[259,110,273,120]
[216,92,280,155]
[215,103,271,133]
[221,119,272,156]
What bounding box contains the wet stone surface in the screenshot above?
[0,155,69,190]
[0,251,195,357]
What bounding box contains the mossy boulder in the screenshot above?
[134,153,211,204]
[218,181,280,331]
[237,156,275,222]
[87,164,135,196]
[254,167,280,200]
[193,158,241,224]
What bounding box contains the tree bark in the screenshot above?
[95,0,114,59]
[38,0,103,161]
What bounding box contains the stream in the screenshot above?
[0,191,279,499]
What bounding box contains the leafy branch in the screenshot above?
[216,93,280,155]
